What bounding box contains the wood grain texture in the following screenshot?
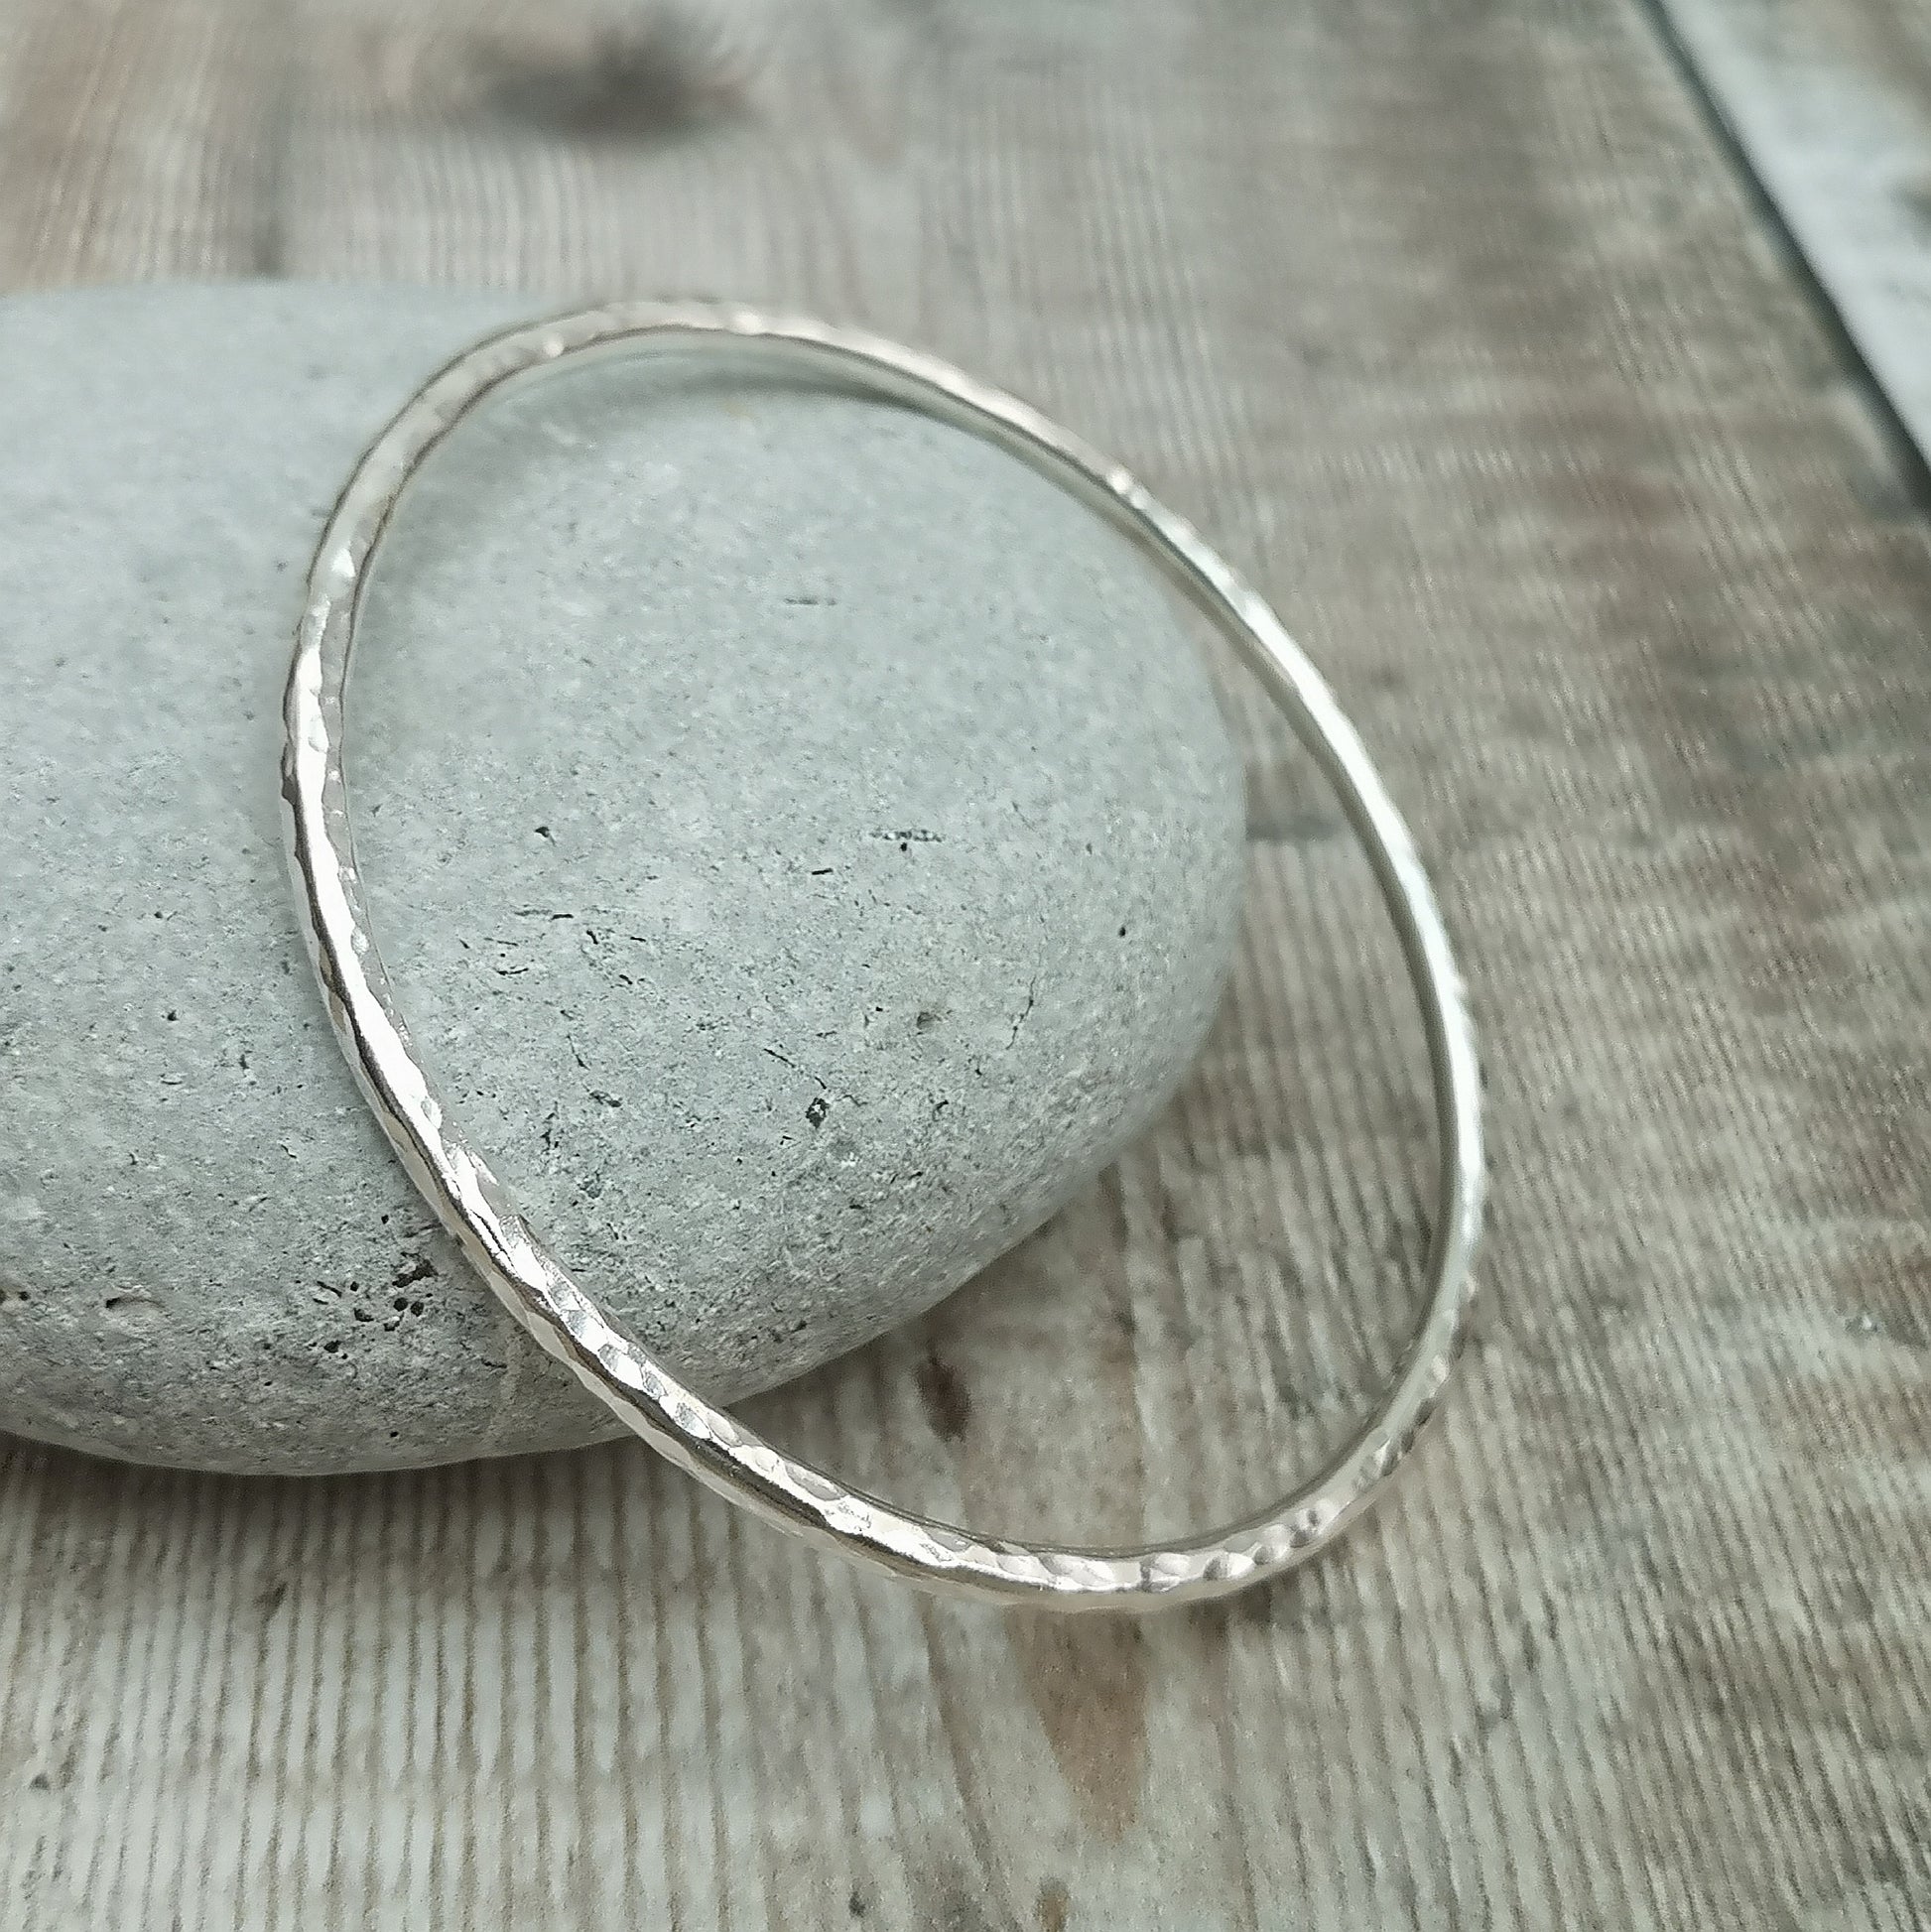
[2,0,1930,1925]
[1651,0,1931,485]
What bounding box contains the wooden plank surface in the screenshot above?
[2,0,1930,1925]
[1652,0,1931,483]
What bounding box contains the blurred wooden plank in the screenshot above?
[1654,0,1931,483]
[2,0,1931,1928]
[0,0,283,283]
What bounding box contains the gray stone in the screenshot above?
[0,281,1246,1475]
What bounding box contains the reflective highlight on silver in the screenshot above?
[282,301,1483,1610]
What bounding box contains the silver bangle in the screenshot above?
[283,301,1483,1610]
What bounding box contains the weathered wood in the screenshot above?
[1652,0,1931,485]
[1,0,1929,1926]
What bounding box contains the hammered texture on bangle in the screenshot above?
[282,300,1484,1610]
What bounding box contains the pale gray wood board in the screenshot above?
[1652,0,1931,489]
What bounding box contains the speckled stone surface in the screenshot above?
[0,281,1246,1475]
